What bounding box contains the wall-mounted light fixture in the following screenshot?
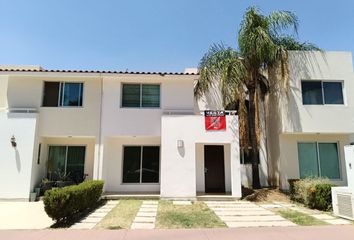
[177,140,184,148]
[11,135,17,148]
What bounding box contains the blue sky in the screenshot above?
[0,0,353,72]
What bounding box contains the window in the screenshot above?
[301,81,344,105]
[42,82,83,107]
[37,143,41,165]
[240,149,259,164]
[47,146,86,183]
[122,84,160,108]
[122,146,160,183]
[297,142,340,179]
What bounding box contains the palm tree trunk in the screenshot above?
[248,83,261,189]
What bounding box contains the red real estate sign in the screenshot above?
[204,110,226,131]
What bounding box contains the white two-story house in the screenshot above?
[0,67,241,200]
[0,50,353,201]
[267,51,354,189]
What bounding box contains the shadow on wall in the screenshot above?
[265,51,326,186]
[178,145,185,157]
[194,80,223,112]
[15,148,21,172]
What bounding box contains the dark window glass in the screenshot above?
[142,85,160,108]
[240,149,259,164]
[123,147,141,183]
[318,143,340,179]
[66,146,86,183]
[61,83,83,106]
[298,142,341,180]
[298,143,319,178]
[142,147,160,183]
[122,84,141,107]
[47,146,67,180]
[323,82,344,104]
[43,82,60,106]
[37,143,41,165]
[302,81,323,105]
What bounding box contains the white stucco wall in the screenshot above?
[160,114,241,199]
[5,74,102,137]
[0,111,38,199]
[283,51,354,133]
[279,133,349,190]
[101,75,196,137]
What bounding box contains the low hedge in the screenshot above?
[43,180,104,222]
[289,178,334,211]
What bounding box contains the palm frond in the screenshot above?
[273,36,321,51]
[267,10,299,37]
[195,43,246,108]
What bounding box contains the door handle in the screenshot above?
[204,167,208,174]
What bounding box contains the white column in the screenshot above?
[93,138,104,180]
[230,141,242,198]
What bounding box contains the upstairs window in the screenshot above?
[42,82,83,107]
[301,81,344,105]
[122,84,160,108]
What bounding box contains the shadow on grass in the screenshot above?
[49,199,107,228]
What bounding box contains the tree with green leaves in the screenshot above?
[195,7,319,189]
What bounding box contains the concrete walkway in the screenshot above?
[131,200,158,229]
[71,200,119,229]
[0,201,53,229]
[1,225,354,240]
[270,201,352,225]
[205,201,296,227]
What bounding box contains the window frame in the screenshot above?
[120,83,161,109]
[47,144,87,178]
[121,145,161,185]
[41,81,84,108]
[297,141,342,180]
[301,80,345,106]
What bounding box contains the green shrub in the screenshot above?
[291,178,334,211]
[43,180,104,222]
[288,179,300,200]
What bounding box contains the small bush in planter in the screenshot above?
[43,180,104,222]
[292,177,334,211]
[55,171,75,188]
[39,178,56,195]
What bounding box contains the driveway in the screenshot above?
[0,201,53,229]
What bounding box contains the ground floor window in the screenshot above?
[122,146,160,183]
[297,142,340,179]
[47,146,86,183]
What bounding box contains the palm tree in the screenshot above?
[195,7,319,189]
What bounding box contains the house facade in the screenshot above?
[267,51,354,189]
[0,67,241,200]
[0,50,353,201]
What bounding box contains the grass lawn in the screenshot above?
[95,200,142,229]
[156,201,226,229]
[277,210,328,226]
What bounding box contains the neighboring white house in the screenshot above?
[0,50,353,201]
[267,51,354,189]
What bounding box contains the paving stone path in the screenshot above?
[71,200,119,229]
[131,200,158,229]
[273,201,352,225]
[205,201,296,228]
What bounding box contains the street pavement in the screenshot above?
[0,225,354,240]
